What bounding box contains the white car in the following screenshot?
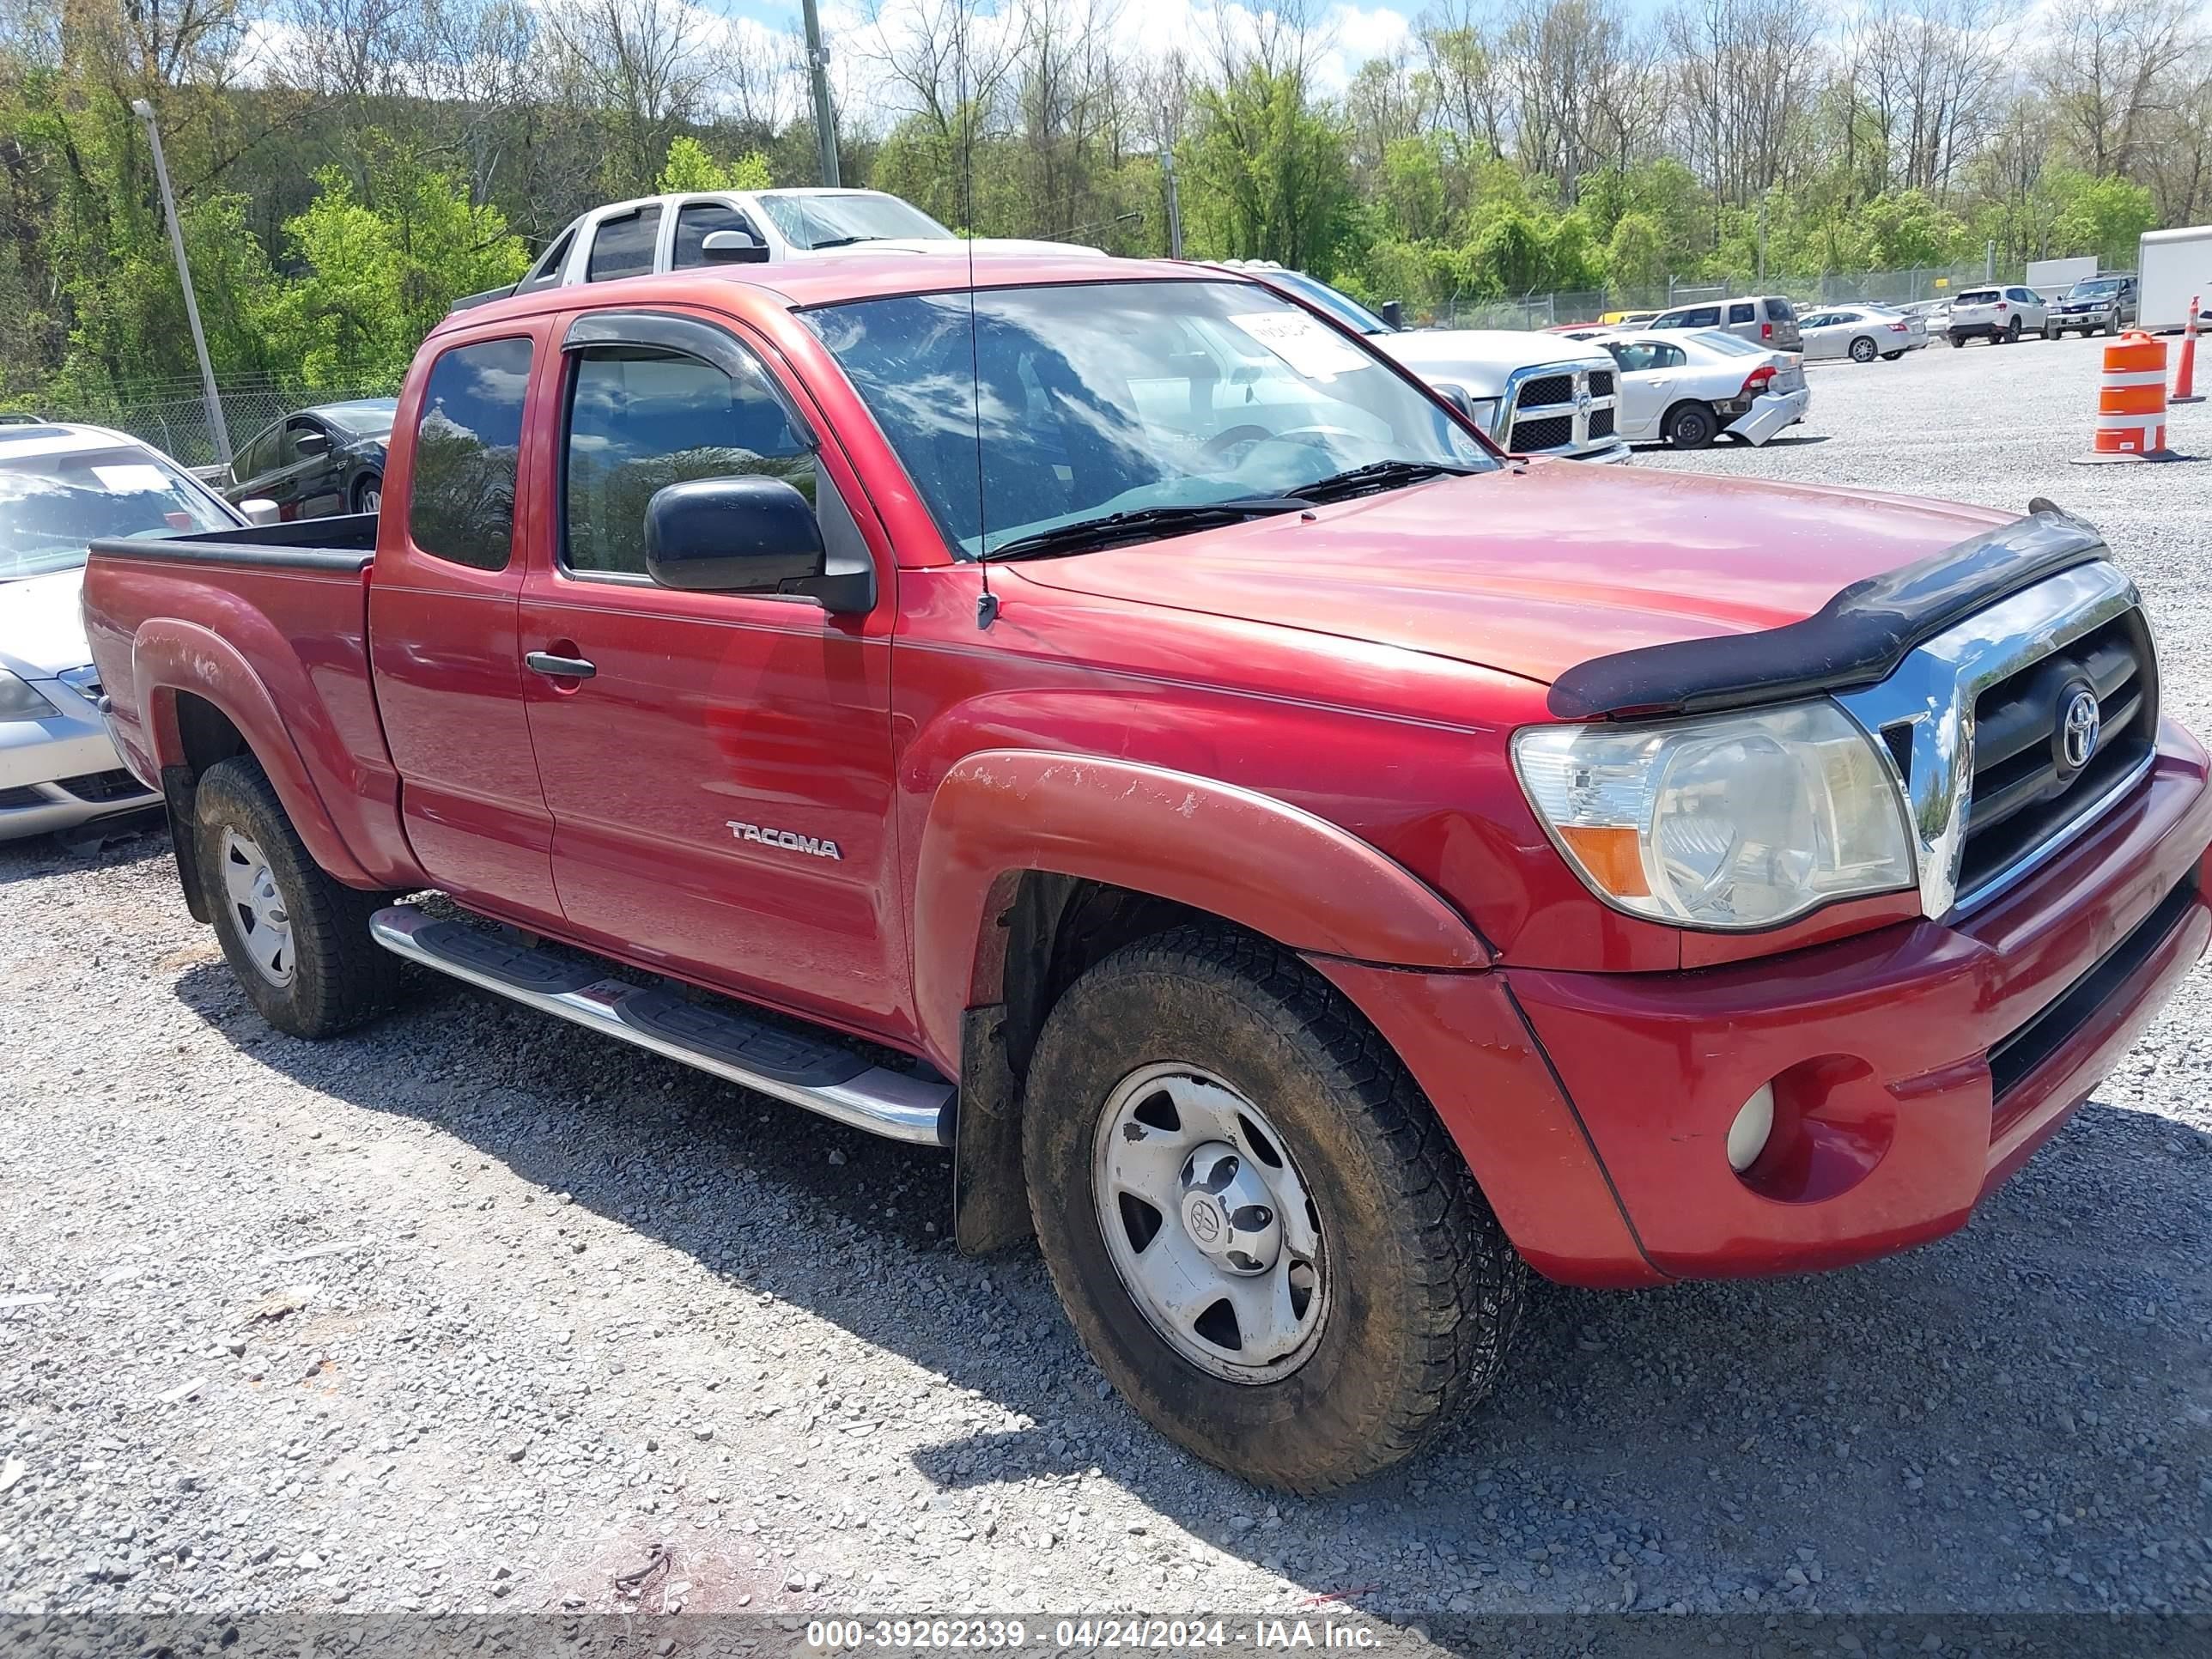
[1588,329,1809,449]
[457,188,1103,309]
[0,423,248,841]
[1797,305,1928,362]
[1945,285,2048,346]
[1228,268,1631,463]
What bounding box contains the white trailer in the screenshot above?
[2027,255,2097,297]
[2140,225,2212,331]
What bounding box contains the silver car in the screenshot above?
[1797,305,1929,362]
[1,423,246,841]
[1644,295,1803,352]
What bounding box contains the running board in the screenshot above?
[368,905,953,1146]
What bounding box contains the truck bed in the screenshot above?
[82,512,416,889]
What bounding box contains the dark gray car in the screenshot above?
[2047,274,2138,337]
[223,398,397,520]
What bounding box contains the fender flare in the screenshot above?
[913,750,1489,1071]
[131,618,374,886]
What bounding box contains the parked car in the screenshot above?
[86,253,2212,1492]
[3,422,256,840]
[1797,304,1929,362]
[2048,274,2139,337]
[1644,295,1803,351]
[1221,266,1630,463]
[0,412,47,427]
[455,188,1103,311]
[1589,328,1809,447]
[1947,285,2048,345]
[225,398,397,520]
[1601,309,1657,327]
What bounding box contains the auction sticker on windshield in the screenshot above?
[1227,312,1371,380]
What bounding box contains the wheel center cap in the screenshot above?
[1177,1141,1283,1274]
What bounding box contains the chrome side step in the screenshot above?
[368,904,954,1146]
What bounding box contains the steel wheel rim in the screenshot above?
[221,827,295,988]
[1091,1061,1328,1383]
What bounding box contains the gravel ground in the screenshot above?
[2,332,2209,1628]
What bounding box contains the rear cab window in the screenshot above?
[516,228,575,295]
[587,208,663,282]
[408,336,534,570]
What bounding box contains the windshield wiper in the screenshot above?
[977,497,1312,563]
[1296,458,1484,504]
[806,234,881,250]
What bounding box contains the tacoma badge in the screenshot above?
[726,819,842,860]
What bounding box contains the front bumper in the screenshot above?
[1317,728,2212,1287]
[0,680,161,841]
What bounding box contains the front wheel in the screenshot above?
[2005,317,2022,342]
[354,473,383,515]
[1665,402,1719,449]
[196,756,402,1038]
[2042,321,2056,340]
[1024,927,1526,1492]
[2106,314,2120,337]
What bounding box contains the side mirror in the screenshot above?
[644,476,874,614]
[701,229,769,265]
[293,431,329,458]
[240,498,281,526]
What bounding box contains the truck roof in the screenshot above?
[431,254,1244,337]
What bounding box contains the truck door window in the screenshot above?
[408,336,533,571]
[673,204,761,267]
[587,208,662,282]
[562,343,814,578]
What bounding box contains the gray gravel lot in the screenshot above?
[2,331,2209,1626]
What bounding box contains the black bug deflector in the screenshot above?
[1547,502,2112,721]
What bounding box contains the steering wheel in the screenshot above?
[1200,423,1361,465]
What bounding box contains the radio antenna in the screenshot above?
[963,44,995,629]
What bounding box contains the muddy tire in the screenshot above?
[196,755,402,1039]
[1023,926,1526,1492]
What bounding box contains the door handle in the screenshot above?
[525,650,597,680]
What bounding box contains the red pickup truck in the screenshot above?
[84,256,2212,1492]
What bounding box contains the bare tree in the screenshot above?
[2037,0,2208,175]
[540,0,711,194]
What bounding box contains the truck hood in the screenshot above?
[0,565,92,679]
[1369,328,1610,394]
[1008,463,2015,688]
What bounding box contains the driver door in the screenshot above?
[516,307,905,1034]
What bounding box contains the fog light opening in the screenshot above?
[1726,1083,1777,1174]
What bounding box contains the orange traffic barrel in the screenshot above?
[2075,331,2179,464]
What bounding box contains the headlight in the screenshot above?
[1511,700,1916,929]
[0,671,59,722]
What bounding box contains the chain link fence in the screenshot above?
[19,369,404,475]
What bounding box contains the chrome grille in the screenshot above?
[1956,610,2155,896]
[1835,561,2154,918]
[1497,360,1619,456]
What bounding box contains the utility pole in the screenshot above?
[1984,239,1996,281]
[1161,150,1183,258]
[132,98,230,468]
[800,0,840,188]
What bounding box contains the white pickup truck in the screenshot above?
[1222,267,1631,464]
[456,188,1103,311]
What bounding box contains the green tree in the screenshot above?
[1603,210,1666,291]
[655,136,773,193]
[1180,65,1355,275]
[257,140,531,391]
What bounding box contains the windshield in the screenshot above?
[2068,278,2125,299]
[1261,270,1391,335]
[319,399,397,436]
[0,447,233,580]
[758,191,952,251]
[808,279,1492,559]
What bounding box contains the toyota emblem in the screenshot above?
[2060,686,2101,773]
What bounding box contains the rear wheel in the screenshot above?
[1849,336,1877,363]
[1664,401,1719,449]
[1949,333,1966,349]
[1881,349,1905,361]
[196,756,401,1038]
[1023,927,1525,1492]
